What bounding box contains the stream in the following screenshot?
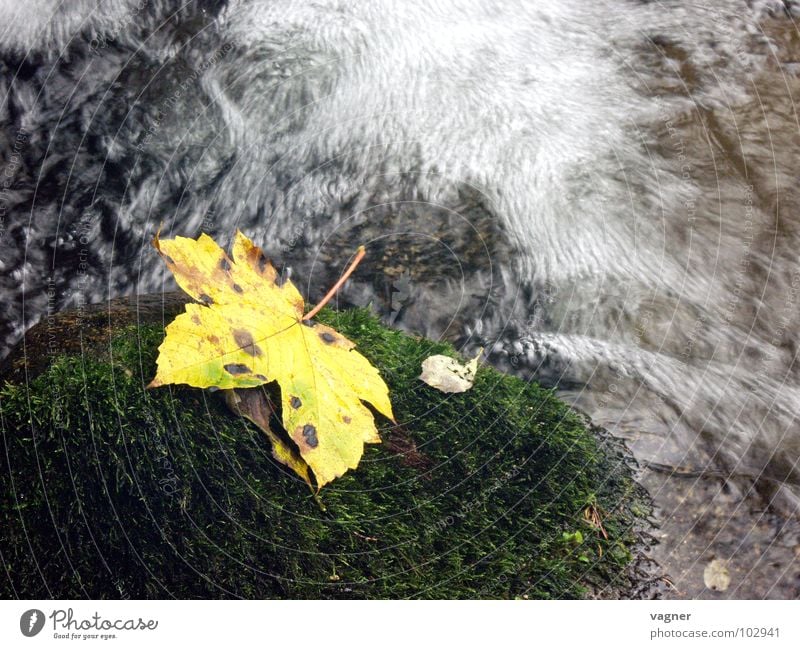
[1,0,799,598]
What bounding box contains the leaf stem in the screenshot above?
[304,245,366,321]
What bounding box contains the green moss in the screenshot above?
[0,308,649,598]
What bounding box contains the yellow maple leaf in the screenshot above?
[148,230,394,488]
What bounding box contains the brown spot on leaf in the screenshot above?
[232,328,263,356]
[342,415,351,424]
[256,250,269,274]
[232,283,244,293]
[191,314,201,325]
[209,334,220,345]
[199,293,214,306]
[302,423,318,448]
[290,396,302,409]
[224,363,252,375]
[219,257,231,272]
[319,331,336,344]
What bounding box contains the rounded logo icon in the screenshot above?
[20,609,45,637]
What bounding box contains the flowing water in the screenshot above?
[2,0,800,597]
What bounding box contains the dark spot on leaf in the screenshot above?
[224,363,252,375]
[199,293,214,305]
[219,257,231,272]
[209,335,220,345]
[343,415,351,424]
[232,283,243,293]
[319,331,336,344]
[191,314,201,325]
[254,374,268,381]
[232,329,263,357]
[256,251,268,273]
[302,423,318,448]
[290,396,302,409]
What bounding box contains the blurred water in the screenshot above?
[1,0,800,596]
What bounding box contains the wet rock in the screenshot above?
[0,294,657,599]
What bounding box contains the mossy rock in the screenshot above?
[0,294,653,598]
